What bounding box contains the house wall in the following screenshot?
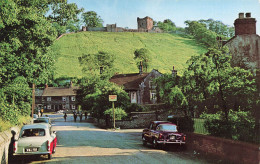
[42,96,77,111]
[141,70,162,104]
[225,34,260,72]
[137,17,153,31]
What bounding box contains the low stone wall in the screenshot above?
[0,127,20,164]
[94,112,168,129]
[186,133,260,164]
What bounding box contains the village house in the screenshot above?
[110,69,162,105]
[35,82,79,112]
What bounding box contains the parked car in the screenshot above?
[34,117,52,126]
[33,114,39,121]
[142,121,186,149]
[13,123,57,159]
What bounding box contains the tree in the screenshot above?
[78,51,115,79]
[48,0,83,35]
[157,19,176,32]
[134,48,151,72]
[0,0,56,86]
[76,78,130,120]
[82,11,103,27]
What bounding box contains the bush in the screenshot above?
[104,107,127,120]
[200,110,256,142]
[125,103,144,113]
[167,116,194,132]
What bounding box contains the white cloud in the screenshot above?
[259,0,260,3]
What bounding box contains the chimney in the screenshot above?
[234,12,256,36]
[139,61,143,75]
[70,81,73,88]
[45,84,48,89]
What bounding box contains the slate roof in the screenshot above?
[110,73,149,90]
[42,86,79,97]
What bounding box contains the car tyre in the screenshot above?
[142,136,147,146]
[48,153,52,160]
[152,138,159,149]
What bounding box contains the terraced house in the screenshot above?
[36,82,79,111]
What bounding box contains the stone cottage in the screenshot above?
[110,69,162,105]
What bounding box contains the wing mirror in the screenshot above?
[53,131,56,134]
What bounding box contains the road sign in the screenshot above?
[109,95,117,101]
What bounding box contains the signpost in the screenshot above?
[109,95,117,129]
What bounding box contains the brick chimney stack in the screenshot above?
[234,12,256,36]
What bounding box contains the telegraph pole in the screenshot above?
[31,83,35,119]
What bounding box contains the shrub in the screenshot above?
[125,103,144,113]
[167,116,194,132]
[104,107,127,120]
[200,110,256,142]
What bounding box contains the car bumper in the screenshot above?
[13,151,50,156]
[157,140,185,145]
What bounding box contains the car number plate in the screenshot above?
[170,136,175,140]
[25,148,38,152]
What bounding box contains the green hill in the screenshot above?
[52,31,206,78]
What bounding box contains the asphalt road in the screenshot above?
[10,114,214,164]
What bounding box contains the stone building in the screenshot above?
[137,16,154,31]
[110,69,162,105]
[225,12,260,73]
[39,82,79,111]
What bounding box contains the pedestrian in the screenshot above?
[73,113,77,122]
[80,113,83,122]
[40,108,44,117]
[64,113,67,122]
[37,108,41,117]
[85,112,87,120]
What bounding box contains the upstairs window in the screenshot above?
[71,96,76,101]
[47,97,51,101]
[62,97,66,101]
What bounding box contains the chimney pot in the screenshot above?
[45,84,48,89]
[246,13,251,18]
[239,13,244,19]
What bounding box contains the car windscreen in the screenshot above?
[157,124,177,131]
[21,128,45,137]
[34,119,49,123]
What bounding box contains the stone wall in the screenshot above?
[0,127,20,164]
[186,133,260,164]
[94,111,169,129]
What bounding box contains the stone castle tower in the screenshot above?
[137,16,153,31]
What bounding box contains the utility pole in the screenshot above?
[31,83,35,119]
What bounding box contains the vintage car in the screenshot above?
[33,114,39,121]
[34,117,52,126]
[13,123,57,159]
[142,121,186,148]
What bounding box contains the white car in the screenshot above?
[13,123,57,159]
[34,117,52,126]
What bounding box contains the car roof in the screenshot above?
[37,117,49,119]
[21,123,49,130]
[151,121,171,124]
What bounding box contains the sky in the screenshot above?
[68,0,260,34]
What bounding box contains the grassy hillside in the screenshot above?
[52,31,206,78]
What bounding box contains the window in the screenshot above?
[62,97,66,101]
[149,81,156,89]
[71,96,76,101]
[130,92,137,103]
[62,105,66,109]
[47,97,51,101]
[21,128,45,137]
[47,105,51,109]
[150,90,157,100]
[71,105,76,109]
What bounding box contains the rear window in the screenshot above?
[21,128,45,137]
[34,119,49,123]
[157,124,177,132]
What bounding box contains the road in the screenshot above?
[11,114,214,164]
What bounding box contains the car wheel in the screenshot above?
[142,136,147,146]
[48,153,52,160]
[152,138,159,149]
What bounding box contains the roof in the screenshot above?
[21,123,49,130]
[110,73,149,90]
[42,86,79,97]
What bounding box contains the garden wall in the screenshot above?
[94,112,169,129]
[186,132,260,164]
